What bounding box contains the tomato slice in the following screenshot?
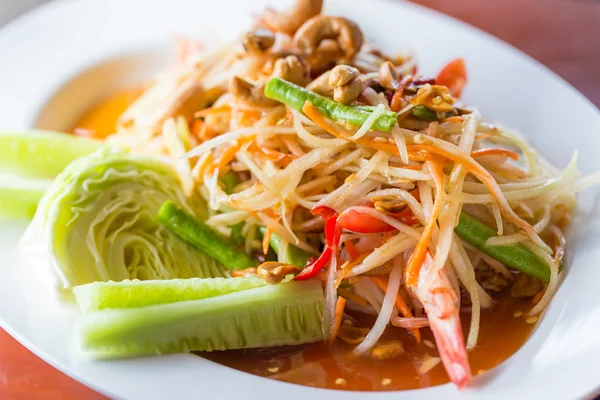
[337,203,420,233]
[337,208,396,233]
[436,58,467,98]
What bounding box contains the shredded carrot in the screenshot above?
[247,142,295,165]
[194,105,231,118]
[262,227,273,255]
[217,142,240,171]
[282,137,305,157]
[345,241,360,260]
[230,268,257,278]
[405,159,444,286]
[442,116,464,123]
[471,148,519,160]
[303,101,541,250]
[370,276,421,341]
[302,101,355,138]
[330,297,347,344]
[337,287,368,306]
[190,119,204,138]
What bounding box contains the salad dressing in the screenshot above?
[203,284,536,390]
[73,86,143,138]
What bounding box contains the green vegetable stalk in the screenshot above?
[454,212,551,282]
[158,200,257,270]
[74,276,267,313]
[260,227,311,268]
[0,130,102,178]
[0,130,103,219]
[76,280,326,359]
[264,77,398,132]
[411,105,439,121]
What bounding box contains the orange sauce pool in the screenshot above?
[77,89,537,392]
[202,292,537,391]
[72,87,143,138]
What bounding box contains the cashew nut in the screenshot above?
[379,61,400,91]
[257,262,301,284]
[306,65,362,104]
[272,55,309,86]
[294,15,364,62]
[229,76,277,107]
[243,29,276,55]
[411,84,455,112]
[263,0,323,34]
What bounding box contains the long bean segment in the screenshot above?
[260,227,312,268]
[455,212,551,282]
[158,201,257,270]
[264,77,398,132]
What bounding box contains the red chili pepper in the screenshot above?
[295,206,340,280]
[294,247,332,280]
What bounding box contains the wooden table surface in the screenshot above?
[0,0,598,399]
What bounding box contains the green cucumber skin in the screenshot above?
[264,78,397,132]
[77,280,326,359]
[0,130,102,178]
[455,212,551,282]
[158,201,257,270]
[0,179,51,219]
[73,277,267,313]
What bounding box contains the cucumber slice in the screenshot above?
[0,175,52,219]
[0,130,102,178]
[73,276,267,313]
[77,280,326,359]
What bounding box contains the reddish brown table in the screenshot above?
[1,0,598,399]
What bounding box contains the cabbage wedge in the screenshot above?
[22,149,226,296]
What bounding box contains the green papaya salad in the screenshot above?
[3,0,600,392]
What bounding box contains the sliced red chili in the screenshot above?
[295,206,340,280]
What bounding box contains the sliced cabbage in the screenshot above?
[22,149,226,297]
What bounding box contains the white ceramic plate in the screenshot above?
[1,0,599,399]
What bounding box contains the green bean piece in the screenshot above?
[230,222,245,247]
[158,201,257,270]
[219,171,238,195]
[259,227,312,268]
[411,105,439,121]
[264,77,398,132]
[454,212,551,282]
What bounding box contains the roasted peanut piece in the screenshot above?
[257,262,301,284]
[379,61,399,91]
[370,340,404,361]
[371,194,406,213]
[229,76,278,107]
[243,29,276,55]
[273,55,309,86]
[411,84,455,112]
